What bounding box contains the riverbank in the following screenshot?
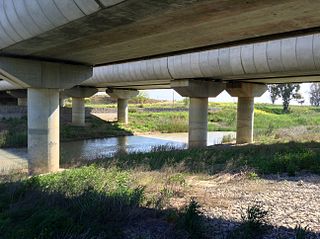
[1,141,320,238]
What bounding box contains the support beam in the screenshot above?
[171,79,225,148]
[117,98,128,124]
[189,97,208,148]
[72,97,85,126]
[106,89,138,124]
[226,82,267,144]
[28,88,59,174]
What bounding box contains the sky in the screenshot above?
[144,83,312,105]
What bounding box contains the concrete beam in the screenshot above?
[106,88,139,99]
[64,86,98,98]
[28,88,59,174]
[0,57,92,89]
[171,79,225,98]
[226,82,267,98]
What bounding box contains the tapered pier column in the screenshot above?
[236,97,254,144]
[28,88,60,174]
[106,89,139,124]
[117,98,129,124]
[189,97,208,147]
[226,82,267,144]
[171,79,225,148]
[72,97,85,126]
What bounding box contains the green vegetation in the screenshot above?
[2,102,320,147]
[95,142,320,176]
[125,103,320,135]
[0,165,203,239]
[228,203,269,239]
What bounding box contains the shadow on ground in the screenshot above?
[0,177,319,239]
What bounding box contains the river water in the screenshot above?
[61,132,235,162]
[0,132,235,171]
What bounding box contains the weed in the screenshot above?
[228,203,268,239]
[295,224,311,239]
[178,199,203,239]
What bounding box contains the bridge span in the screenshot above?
[1,0,320,173]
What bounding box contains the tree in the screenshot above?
[309,83,320,106]
[268,84,280,104]
[268,84,301,112]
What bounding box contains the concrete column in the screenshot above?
[17,98,27,106]
[226,82,267,144]
[236,97,254,144]
[28,88,60,174]
[189,97,208,148]
[117,98,128,124]
[106,89,138,124]
[72,97,85,126]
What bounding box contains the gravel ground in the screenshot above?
[186,173,320,238]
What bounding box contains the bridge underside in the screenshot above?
[2,0,320,66]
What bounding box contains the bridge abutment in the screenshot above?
[226,82,267,144]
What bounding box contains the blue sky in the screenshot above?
[145,83,312,105]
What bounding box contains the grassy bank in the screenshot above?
[125,103,320,134]
[1,141,320,238]
[92,141,320,176]
[0,166,202,239]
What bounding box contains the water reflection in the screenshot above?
[60,132,234,163]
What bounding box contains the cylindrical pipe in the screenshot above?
[188,97,208,148]
[236,97,254,144]
[72,97,85,126]
[28,88,60,174]
[117,98,128,124]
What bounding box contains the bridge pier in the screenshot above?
[72,97,85,126]
[28,88,60,174]
[226,82,267,144]
[64,86,98,126]
[189,97,208,147]
[0,57,92,174]
[106,89,138,124]
[172,79,225,148]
